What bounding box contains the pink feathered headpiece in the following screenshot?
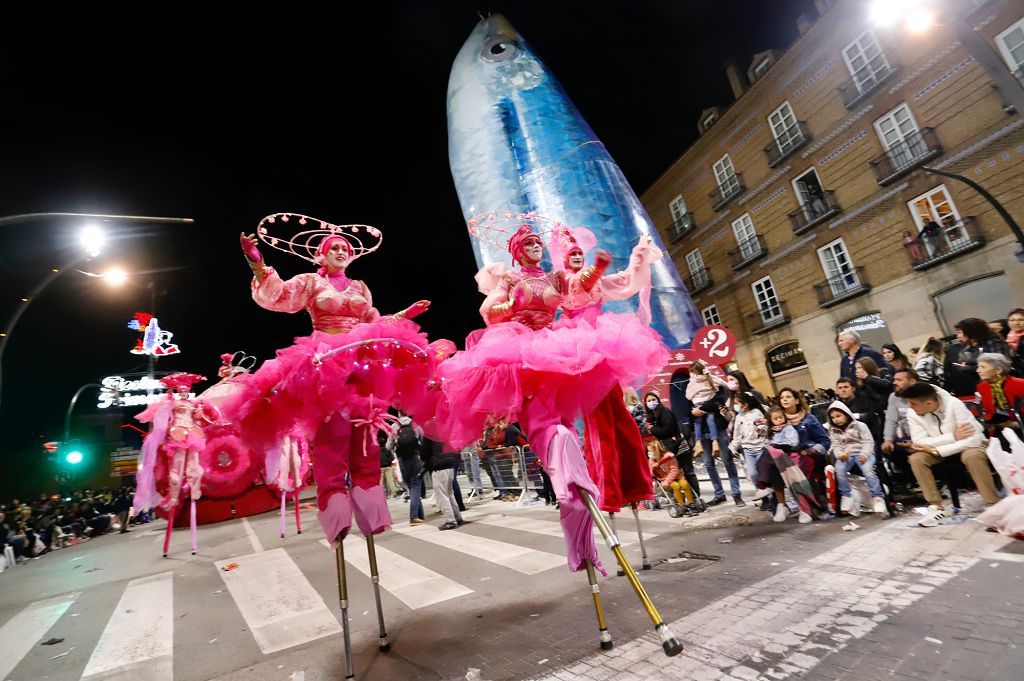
[160,373,206,392]
[507,225,542,266]
[548,225,598,270]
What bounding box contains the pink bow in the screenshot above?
[351,404,400,457]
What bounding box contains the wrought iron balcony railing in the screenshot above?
[746,301,790,335]
[869,128,942,185]
[837,61,899,110]
[813,266,871,308]
[764,121,811,167]
[709,174,746,212]
[905,217,986,271]
[687,266,713,294]
[787,189,841,234]
[727,234,768,270]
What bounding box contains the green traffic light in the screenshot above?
[66,450,84,465]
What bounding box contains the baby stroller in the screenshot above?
[652,477,706,518]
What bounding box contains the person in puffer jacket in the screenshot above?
[826,401,887,516]
[648,440,694,507]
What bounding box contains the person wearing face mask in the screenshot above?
[643,392,700,500]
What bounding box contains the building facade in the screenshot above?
[642,0,1024,396]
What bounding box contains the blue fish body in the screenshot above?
[446,15,701,348]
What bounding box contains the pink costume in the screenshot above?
[194,353,260,499]
[434,226,668,572]
[134,374,217,511]
[225,227,446,546]
[559,234,662,512]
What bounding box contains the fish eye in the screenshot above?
[482,36,518,62]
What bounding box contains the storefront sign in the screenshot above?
[837,312,893,353]
[767,341,807,375]
[96,375,194,409]
[110,447,139,477]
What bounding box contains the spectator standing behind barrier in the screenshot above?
[946,317,1012,397]
[1005,308,1024,378]
[902,382,999,527]
[421,438,464,530]
[976,353,1024,434]
[837,330,893,381]
[111,488,132,534]
[826,402,887,516]
[390,414,426,525]
[913,337,946,387]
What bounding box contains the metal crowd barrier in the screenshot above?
[460,445,542,507]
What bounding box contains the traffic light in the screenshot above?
[65,450,84,465]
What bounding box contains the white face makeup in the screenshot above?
[521,235,544,264]
[567,251,585,271]
[324,240,353,272]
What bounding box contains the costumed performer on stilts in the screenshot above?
[227,213,451,673]
[430,212,681,655]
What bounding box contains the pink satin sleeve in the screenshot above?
[251,267,316,314]
[599,240,661,324]
[478,270,514,325]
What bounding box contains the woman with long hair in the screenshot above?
[913,337,946,386]
[881,343,909,374]
[776,387,831,513]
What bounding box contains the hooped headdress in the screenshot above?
[219,351,257,377]
[255,213,383,266]
[466,211,565,252]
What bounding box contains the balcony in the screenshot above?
[906,217,986,271]
[687,267,713,295]
[746,301,790,335]
[837,61,900,110]
[709,174,746,211]
[763,122,811,167]
[869,128,943,185]
[728,234,768,270]
[669,212,696,243]
[788,189,841,234]
[813,266,871,308]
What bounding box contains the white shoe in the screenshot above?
[917,505,946,527]
[798,511,812,524]
[872,497,887,514]
[752,488,774,501]
[773,505,790,522]
[840,496,854,513]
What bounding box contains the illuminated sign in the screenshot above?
[128,312,180,356]
[96,375,195,409]
[110,447,140,477]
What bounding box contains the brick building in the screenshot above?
[642,0,1024,396]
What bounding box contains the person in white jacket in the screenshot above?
[826,401,887,516]
[901,382,999,527]
[728,392,769,490]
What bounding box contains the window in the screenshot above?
[908,185,967,254]
[731,213,759,259]
[702,113,718,131]
[792,169,829,220]
[713,154,740,197]
[754,57,773,79]
[751,276,782,323]
[996,18,1024,73]
[817,238,859,296]
[701,304,721,326]
[873,103,926,168]
[842,30,890,93]
[669,195,691,235]
[686,249,709,288]
[768,101,803,157]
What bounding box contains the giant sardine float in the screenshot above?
[447,14,701,348]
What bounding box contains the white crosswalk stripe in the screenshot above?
[392,522,565,574]
[0,592,79,681]
[463,509,661,546]
[215,548,341,654]
[81,572,174,681]
[318,538,473,609]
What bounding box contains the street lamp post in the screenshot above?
[62,383,102,463]
[0,213,193,417]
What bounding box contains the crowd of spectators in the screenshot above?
[1,486,141,566]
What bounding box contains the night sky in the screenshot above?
[0,1,816,455]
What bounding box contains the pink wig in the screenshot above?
[507,225,541,266]
[315,236,354,276]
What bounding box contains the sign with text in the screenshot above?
[690,325,736,365]
[110,447,140,478]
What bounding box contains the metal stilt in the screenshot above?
[365,534,390,652]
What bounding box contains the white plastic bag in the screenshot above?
[978,496,1024,538]
[986,436,1024,495]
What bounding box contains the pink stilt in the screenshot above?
[294,489,302,534]
[163,506,175,558]
[280,492,287,538]
[190,499,198,555]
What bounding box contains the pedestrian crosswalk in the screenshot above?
[0,504,674,680]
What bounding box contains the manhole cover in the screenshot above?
[652,551,720,572]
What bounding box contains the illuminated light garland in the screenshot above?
[255,212,383,264]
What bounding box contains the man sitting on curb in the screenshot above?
[902,382,999,527]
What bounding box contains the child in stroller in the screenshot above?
[648,440,705,517]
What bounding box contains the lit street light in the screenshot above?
[0,212,194,417]
[102,268,129,286]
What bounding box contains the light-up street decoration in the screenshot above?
[127,312,180,356]
[96,375,195,409]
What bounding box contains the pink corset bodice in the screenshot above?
[252,268,380,334]
[506,268,564,330]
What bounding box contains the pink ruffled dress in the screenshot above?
[433,264,668,572]
[223,267,446,544]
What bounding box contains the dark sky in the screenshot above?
[0,0,816,454]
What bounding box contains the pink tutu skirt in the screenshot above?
[433,313,669,449]
[223,318,444,450]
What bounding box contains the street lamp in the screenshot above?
[0,212,193,417]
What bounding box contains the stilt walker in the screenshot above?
[630,503,651,570]
[224,214,451,679]
[432,213,682,656]
[134,373,218,558]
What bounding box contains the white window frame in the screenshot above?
[907,184,969,253]
[754,57,773,79]
[669,195,691,235]
[792,168,829,222]
[713,154,740,198]
[686,249,709,289]
[751,276,782,323]
[701,304,721,327]
[816,237,859,296]
[702,113,718,131]
[873,103,926,168]
[995,18,1024,72]
[731,213,759,259]
[842,29,890,93]
[768,101,803,156]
